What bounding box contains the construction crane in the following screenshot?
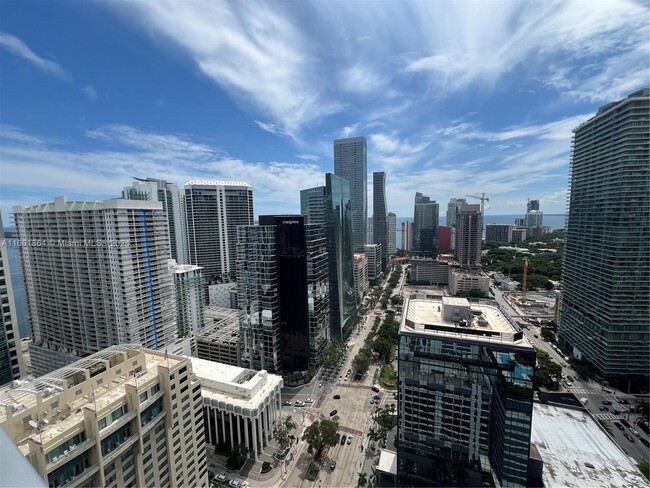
[465,193,489,213]
[522,258,528,305]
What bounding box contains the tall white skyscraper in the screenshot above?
[123,177,189,264]
[13,196,177,376]
[184,180,254,288]
[334,136,367,250]
[387,212,397,256]
[0,214,24,386]
[168,260,204,338]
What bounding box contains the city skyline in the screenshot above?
[2,1,649,223]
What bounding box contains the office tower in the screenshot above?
[397,296,535,487]
[184,180,254,288]
[559,89,650,379]
[401,221,413,251]
[300,186,325,225]
[238,216,329,382]
[446,198,467,228]
[0,345,208,488]
[334,136,367,250]
[302,175,356,339]
[413,193,439,256]
[455,203,483,268]
[436,225,454,251]
[353,253,369,302]
[168,260,204,338]
[13,197,176,376]
[527,199,540,212]
[362,243,381,284]
[372,172,388,270]
[387,212,397,257]
[191,357,283,460]
[0,214,24,385]
[366,217,374,245]
[486,224,514,243]
[123,177,188,263]
[514,217,525,227]
[524,210,543,228]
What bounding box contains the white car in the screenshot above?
[295,401,305,407]
[304,398,314,403]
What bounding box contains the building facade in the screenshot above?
[0,345,208,488]
[334,137,367,250]
[362,244,382,284]
[511,228,527,242]
[238,216,329,382]
[455,203,483,268]
[485,224,514,243]
[353,253,369,303]
[13,197,176,376]
[191,358,283,461]
[194,307,241,367]
[397,297,535,487]
[300,186,325,226]
[367,217,374,246]
[409,259,449,286]
[449,269,490,295]
[184,180,254,290]
[0,214,24,385]
[167,260,204,338]
[387,212,397,257]
[401,221,413,251]
[123,177,188,264]
[446,198,467,228]
[523,210,543,228]
[559,89,650,379]
[372,172,388,270]
[526,199,540,213]
[436,225,454,251]
[413,193,439,256]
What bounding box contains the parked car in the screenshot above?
[601,400,612,405]
[347,435,353,445]
[329,410,338,416]
[304,398,314,403]
[330,461,336,470]
[294,401,305,407]
[216,474,227,483]
[333,394,341,400]
[229,480,240,488]
[283,400,292,406]
[370,399,374,404]
[372,386,380,393]
[623,433,635,443]
[340,435,347,445]
[614,422,625,431]
[533,334,539,338]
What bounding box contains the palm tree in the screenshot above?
[357,472,368,487]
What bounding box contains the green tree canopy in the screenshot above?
[302,418,340,461]
[273,415,297,452]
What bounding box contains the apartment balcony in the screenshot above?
[101,433,139,465]
[46,438,96,472]
[60,463,99,488]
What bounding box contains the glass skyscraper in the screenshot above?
[397,297,535,487]
[334,137,367,250]
[558,88,649,380]
[413,192,439,256]
[373,171,388,271]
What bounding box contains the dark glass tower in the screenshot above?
[559,89,650,381]
[397,297,535,487]
[372,171,388,271]
[334,137,367,251]
[413,192,439,256]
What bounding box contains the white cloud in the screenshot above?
[0,32,70,80]
[82,85,97,100]
[254,120,297,141]
[296,154,320,161]
[340,65,388,94]
[370,132,430,170]
[339,124,360,139]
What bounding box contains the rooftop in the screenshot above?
[185,180,251,187]
[531,403,646,487]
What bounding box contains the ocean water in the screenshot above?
[395,214,567,248]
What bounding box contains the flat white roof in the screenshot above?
[185,180,250,187]
[377,449,397,475]
[531,403,646,487]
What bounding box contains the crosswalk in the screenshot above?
[568,388,599,394]
[594,413,619,420]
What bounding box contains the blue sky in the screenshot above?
[1,0,648,223]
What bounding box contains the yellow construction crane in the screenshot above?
[522,258,528,305]
[465,193,489,213]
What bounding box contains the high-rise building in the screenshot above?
[397,296,535,487]
[184,180,254,288]
[366,217,374,245]
[485,224,514,243]
[511,228,527,242]
[13,197,176,376]
[372,172,388,270]
[413,193,439,256]
[455,203,483,268]
[436,225,454,251]
[0,345,208,488]
[301,174,356,340]
[167,260,204,338]
[401,221,413,251]
[334,137,367,250]
[362,243,381,284]
[524,210,543,228]
[0,214,24,385]
[238,216,329,382]
[387,212,397,257]
[514,217,525,227]
[446,198,467,228]
[353,253,369,302]
[123,177,188,263]
[527,199,540,213]
[300,186,325,225]
[559,89,650,379]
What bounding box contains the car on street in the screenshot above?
[329,410,338,416]
[229,480,240,488]
[601,400,612,405]
[283,400,292,406]
[620,419,631,428]
[333,394,341,399]
[619,398,630,405]
[534,334,539,338]
[372,386,380,393]
[305,398,314,403]
[294,401,305,407]
[599,406,609,411]
[614,422,625,431]
[611,409,621,415]
[340,435,346,445]
[567,376,574,382]
[565,381,572,387]
[640,437,650,448]
[623,433,635,443]
[216,474,227,483]
[347,435,353,445]
[629,428,640,437]
[370,399,374,404]
[330,461,336,470]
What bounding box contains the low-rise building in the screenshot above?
[194,307,241,367]
[409,259,449,285]
[353,253,369,303]
[0,345,208,488]
[190,358,283,460]
[449,268,490,295]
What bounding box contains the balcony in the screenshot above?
[60,463,99,488]
[101,433,139,465]
[46,439,95,472]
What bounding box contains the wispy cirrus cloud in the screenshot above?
[0,32,70,80]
